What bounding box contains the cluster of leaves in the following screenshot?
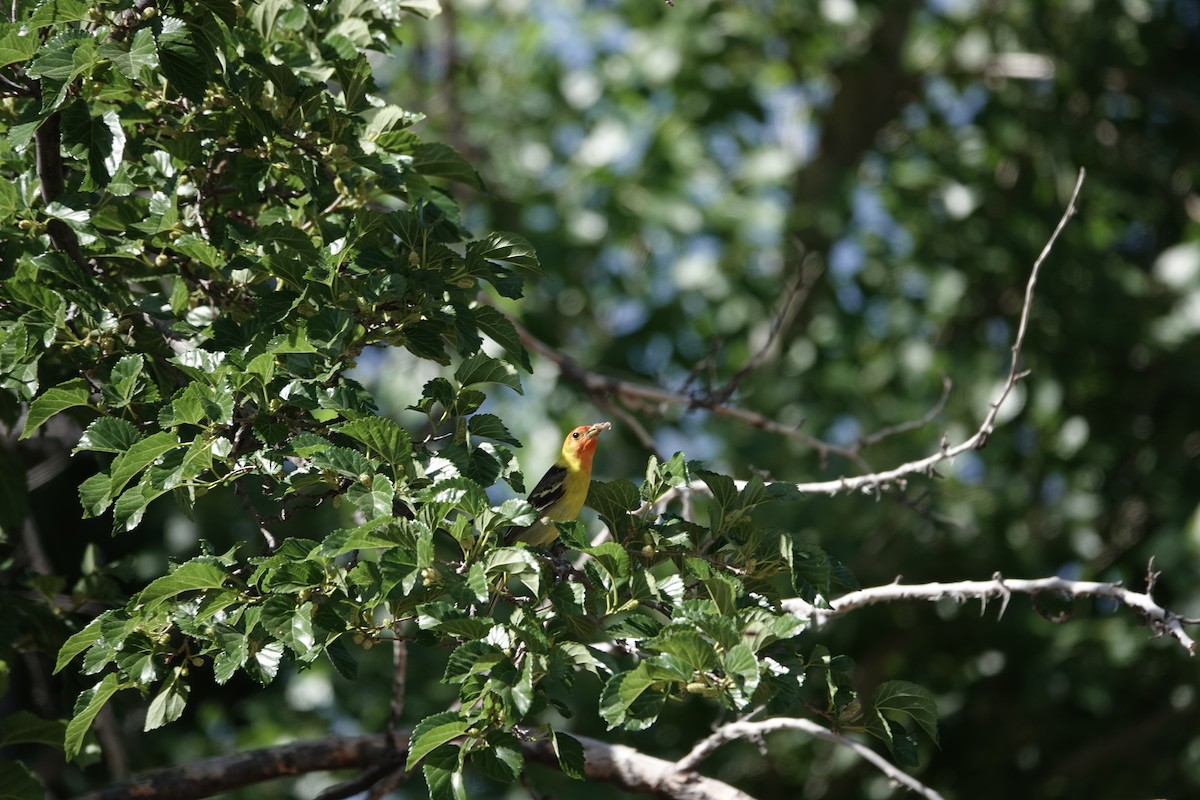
[1,1,941,796]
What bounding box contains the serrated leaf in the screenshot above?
[422,744,464,800]
[74,417,141,454]
[108,431,180,497]
[586,479,640,536]
[334,417,413,476]
[552,730,586,780]
[156,16,208,102]
[467,413,520,446]
[27,0,91,26]
[871,680,939,744]
[0,25,39,71]
[406,711,469,770]
[54,614,106,674]
[104,27,158,80]
[21,379,91,438]
[0,710,66,748]
[0,759,42,800]
[136,558,227,608]
[599,666,665,731]
[472,305,532,372]
[645,629,718,673]
[65,674,126,760]
[454,352,522,394]
[475,732,523,784]
[144,669,189,731]
[413,142,482,188]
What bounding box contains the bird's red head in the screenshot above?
[561,421,612,466]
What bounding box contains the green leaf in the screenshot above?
[103,27,158,80]
[54,615,106,674]
[586,479,640,536]
[136,558,228,608]
[75,417,141,454]
[157,16,208,102]
[467,413,520,446]
[0,25,40,71]
[472,305,532,372]
[422,744,465,800]
[467,232,541,272]
[0,711,66,748]
[413,142,482,188]
[406,711,469,771]
[21,379,91,438]
[871,680,939,744]
[347,473,394,520]
[454,352,522,394]
[0,760,41,800]
[144,669,189,731]
[553,519,589,550]
[335,417,413,476]
[599,666,666,731]
[27,0,91,27]
[645,629,718,673]
[475,732,523,784]
[65,674,126,760]
[104,355,146,408]
[552,729,586,780]
[108,431,180,497]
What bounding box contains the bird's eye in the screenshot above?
[571,431,581,439]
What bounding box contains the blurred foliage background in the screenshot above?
[367,0,1200,796]
[7,0,1200,798]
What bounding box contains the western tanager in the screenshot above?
[509,421,612,546]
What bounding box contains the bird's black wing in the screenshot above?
[525,464,567,516]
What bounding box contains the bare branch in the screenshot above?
[524,731,756,800]
[389,636,408,749]
[856,375,952,450]
[677,718,944,800]
[73,735,402,800]
[685,167,1085,497]
[782,567,1197,655]
[74,730,755,800]
[710,259,823,405]
[487,301,867,467]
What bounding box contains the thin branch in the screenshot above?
[684,167,1085,497]
[488,301,867,467]
[781,568,1197,655]
[856,375,952,450]
[594,392,663,459]
[389,636,408,749]
[72,735,402,800]
[676,718,944,800]
[710,259,823,406]
[34,110,87,268]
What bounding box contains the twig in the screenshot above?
[389,635,408,749]
[782,568,1197,655]
[856,375,952,450]
[594,393,662,459]
[711,260,822,405]
[684,167,1085,497]
[489,302,867,468]
[676,717,944,800]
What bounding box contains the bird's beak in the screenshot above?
[585,421,612,440]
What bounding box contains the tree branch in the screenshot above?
[677,717,944,800]
[491,302,866,467]
[781,568,1197,655]
[73,730,756,800]
[686,167,1085,497]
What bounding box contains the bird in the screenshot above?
[508,421,612,546]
